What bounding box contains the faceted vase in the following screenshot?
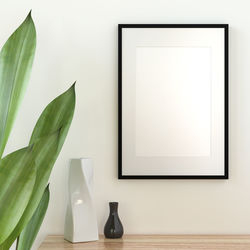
[104,202,124,238]
[64,158,99,243]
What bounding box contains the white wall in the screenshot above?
[1,0,249,249]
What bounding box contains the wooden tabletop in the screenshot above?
[39,235,250,249]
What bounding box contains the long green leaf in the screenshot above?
[16,185,50,250]
[0,12,36,158]
[29,82,76,147]
[0,147,36,244]
[1,84,75,249]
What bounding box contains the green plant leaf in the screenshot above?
[0,147,36,245]
[0,12,36,158]
[16,185,50,250]
[0,84,75,249]
[29,82,76,148]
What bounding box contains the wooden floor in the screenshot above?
[39,235,250,249]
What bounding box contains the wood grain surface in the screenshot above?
[39,235,250,249]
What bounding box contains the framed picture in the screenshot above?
[118,24,228,179]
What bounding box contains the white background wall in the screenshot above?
[0,0,248,249]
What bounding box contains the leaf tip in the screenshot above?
[68,82,76,96]
[18,10,36,42]
[25,10,33,22]
[45,184,50,199]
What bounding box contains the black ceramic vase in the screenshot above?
[104,202,124,238]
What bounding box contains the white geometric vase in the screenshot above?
[64,158,99,242]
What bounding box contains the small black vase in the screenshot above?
[104,202,124,238]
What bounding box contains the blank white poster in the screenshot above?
[135,47,211,157]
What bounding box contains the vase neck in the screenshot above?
[109,202,118,213]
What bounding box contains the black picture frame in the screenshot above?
[118,24,229,179]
